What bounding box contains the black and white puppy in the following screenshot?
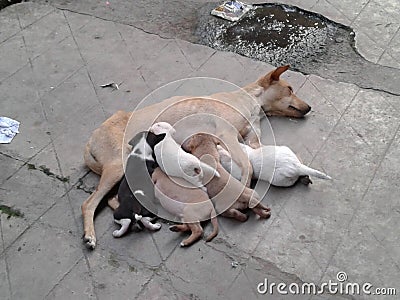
[112,131,166,238]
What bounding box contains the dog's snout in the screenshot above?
[304,105,311,114]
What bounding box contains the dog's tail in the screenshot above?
[205,208,219,242]
[199,162,220,178]
[298,164,332,180]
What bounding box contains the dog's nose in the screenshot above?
[304,105,311,114]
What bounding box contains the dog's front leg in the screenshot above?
[82,162,123,249]
[243,115,262,148]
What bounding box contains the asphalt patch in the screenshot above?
[196,3,400,95]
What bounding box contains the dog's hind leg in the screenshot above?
[180,223,203,247]
[252,204,271,219]
[108,195,120,210]
[169,224,190,232]
[222,208,248,222]
[141,217,161,231]
[82,162,123,249]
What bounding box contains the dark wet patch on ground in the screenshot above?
[27,163,70,182]
[0,204,24,218]
[196,2,400,95]
[198,4,339,68]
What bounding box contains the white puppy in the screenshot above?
[149,122,220,191]
[217,144,331,187]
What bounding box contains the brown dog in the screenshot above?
[152,168,218,247]
[82,65,310,249]
[184,134,271,221]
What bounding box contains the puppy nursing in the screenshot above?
[113,121,330,248]
[112,131,165,237]
[113,123,220,246]
[152,168,218,247]
[217,144,331,187]
[150,122,220,191]
[184,134,271,221]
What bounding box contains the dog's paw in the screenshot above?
[83,235,96,249]
[258,209,271,219]
[180,241,187,247]
[153,223,162,230]
[112,230,122,238]
[169,225,179,232]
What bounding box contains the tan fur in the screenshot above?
[185,134,271,221]
[152,168,218,247]
[81,66,309,249]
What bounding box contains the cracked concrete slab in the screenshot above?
[0,2,399,299]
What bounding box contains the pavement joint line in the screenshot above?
[306,78,377,155]
[373,0,400,19]
[322,0,353,25]
[315,119,400,288]
[0,215,13,299]
[43,255,85,299]
[365,225,400,273]
[380,52,400,71]
[133,271,157,300]
[281,206,325,271]
[115,26,167,91]
[53,6,174,41]
[309,0,320,10]
[240,268,260,298]
[135,41,173,72]
[12,13,102,295]
[62,11,107,118]
[175,40,196,71]
[377,25,400,64]
[80,252,100,300]
[26,18,93,64]
[0,6,55,46]
[191,50,218,74]
[0,140,53,187]
[349,0,372,27]
[60,173,101,300]
[0,198,60,257]
[249,200,288,257]
[0,59,30,85]
[307,84,361,167]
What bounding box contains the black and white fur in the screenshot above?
[149,122,220,191]
[112,131,166,238]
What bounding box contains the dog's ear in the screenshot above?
[128,131,146,146]
[271,65,289,81]
[258,65,290,87]
[181,136,195,152]
[146,132,166,148]
[154,133,166,144]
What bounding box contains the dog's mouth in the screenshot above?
[288,104,311,117]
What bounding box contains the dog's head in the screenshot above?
[255,65,311,118]
[183,133,220,155]
[149,122,176,136]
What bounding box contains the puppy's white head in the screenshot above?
[149,122,176,136]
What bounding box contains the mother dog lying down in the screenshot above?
[82,65,311,249]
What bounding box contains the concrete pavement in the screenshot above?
[0,2,399,299]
